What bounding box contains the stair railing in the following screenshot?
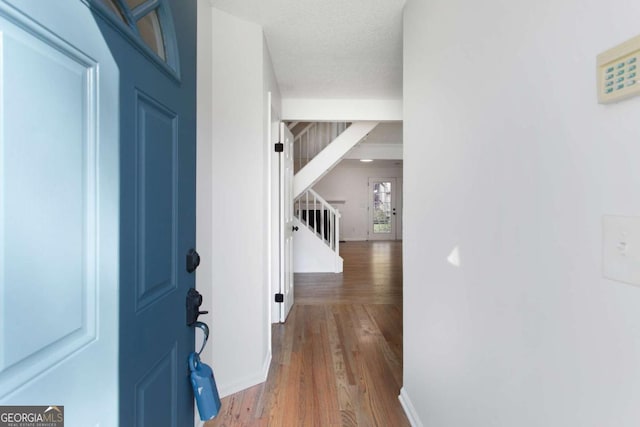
[293,122,350,173]
[294,188,340,254]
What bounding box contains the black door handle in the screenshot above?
[186,288,208,326]
[292,226,299,232]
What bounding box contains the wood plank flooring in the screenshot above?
[205,241,408,426]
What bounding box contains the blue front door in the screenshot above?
[90,1,197,425]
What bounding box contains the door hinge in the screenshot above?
[274,142,284,153]
[275,293,284,303]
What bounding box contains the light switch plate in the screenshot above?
[603,215,640,286]
[597,34,640,104]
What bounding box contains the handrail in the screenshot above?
[294,188,340,253]
[305,189,339,216]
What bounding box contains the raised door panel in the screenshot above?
[135,91,178,312]
[0,7,97,397]
[135,344,177,426]
[0,1,119,425]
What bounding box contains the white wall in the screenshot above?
[197,4,279,397]
[313,160,403,241]
[403,0,640,425]
[361,122,403,145]
[293,217,343,273]
[344,122,403,160]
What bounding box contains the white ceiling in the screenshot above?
[208,0,406,99]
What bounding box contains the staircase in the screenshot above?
[293,189,342,273]
[290,120,379,273]
[293,121,379,199]
[294,122,349,172]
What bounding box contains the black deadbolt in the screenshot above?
[186,248,201,273]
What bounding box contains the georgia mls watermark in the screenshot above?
[0,406,64,427]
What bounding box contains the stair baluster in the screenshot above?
[294,188,341,253]
[292,122,350,173]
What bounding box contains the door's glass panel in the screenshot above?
[93,0,176,71]
[99,0,127,23]
[136,10,166,61]
[373,182,392,233]
[125,0,148,9]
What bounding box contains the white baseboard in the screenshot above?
[399,387,424,427]
[218,350,272,398]
[262,350,272,381]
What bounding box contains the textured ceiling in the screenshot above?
[209,0,406,99]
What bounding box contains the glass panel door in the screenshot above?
[369,178,397,240]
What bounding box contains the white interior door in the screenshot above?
[368,178,398,240]
[0,1,119,425]
[279,123,295,322]
[270,98,281,325]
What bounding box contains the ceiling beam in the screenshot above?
[282,98,402,122]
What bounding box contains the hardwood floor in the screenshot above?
[205,241,408,426]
